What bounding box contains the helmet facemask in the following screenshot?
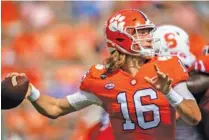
[124,26,161,57]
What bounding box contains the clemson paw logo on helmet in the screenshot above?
[109,14,126,33]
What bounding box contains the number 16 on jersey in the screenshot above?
[117,89,161,130]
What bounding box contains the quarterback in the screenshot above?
[6,9,201,140]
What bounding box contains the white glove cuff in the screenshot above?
[28,84,40,102]
[165,88,184,107]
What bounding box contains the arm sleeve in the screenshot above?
[66,90,102,110]
[173,82,195,100]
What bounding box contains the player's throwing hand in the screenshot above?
[145,64,173,95]
[5,72,32,98]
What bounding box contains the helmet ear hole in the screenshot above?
[132,18,137,21]
[116,38,125,42]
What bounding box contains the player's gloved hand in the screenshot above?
[144,64,173,95]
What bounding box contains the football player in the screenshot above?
[189,45,209,139]
[153,25,209,140]
[6,9,201,140]
[152,25,196,68]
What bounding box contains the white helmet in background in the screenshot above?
[153,25,196,67]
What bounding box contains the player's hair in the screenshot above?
[105,50,126,73]
[101,48,142,79]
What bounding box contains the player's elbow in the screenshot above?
[47,112,61,119]
[193,106,202,125]
[45,106,62,119]
[191,114,202,125]
[48,115,59,119]
[188,112,202,126]
[37,109,59,119]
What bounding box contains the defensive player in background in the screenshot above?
[189,50,209,140]
[5,9,201,140]
[153,25,209,140]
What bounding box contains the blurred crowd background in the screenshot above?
[1,1,209,140]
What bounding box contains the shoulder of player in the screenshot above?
[154,56,187,73]
[88,64,106,78]
[156,55,188,76]
[80,64,106,91]
[156,56,180,65]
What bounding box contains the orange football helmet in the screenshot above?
[105,9,158,57]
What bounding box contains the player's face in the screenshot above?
[127,28,153,51]
[134,28,152,47]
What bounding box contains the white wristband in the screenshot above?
[165,88,184,107]
[27,84,40,102]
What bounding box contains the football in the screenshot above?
[1,76,29,110]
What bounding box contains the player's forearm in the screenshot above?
[28,84,75,119]
[30,94,62,119]
[175,99,201,125]
[164,82,202,125]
